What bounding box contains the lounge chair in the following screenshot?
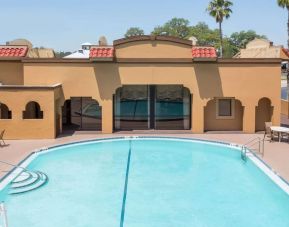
[0,130,6,146]
[264,122,279,142]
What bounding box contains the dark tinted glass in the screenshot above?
[155,85,191,130]
[114,85,191,131]
[64,97,102,130]
[114,85,149,130]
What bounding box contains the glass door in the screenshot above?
[113,85,191,131]
[155,85,191,130]
[114,85,149,130]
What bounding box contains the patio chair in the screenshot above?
[0,130,6,146]
[263,122,279,142]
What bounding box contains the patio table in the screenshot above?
[270,126,289,142]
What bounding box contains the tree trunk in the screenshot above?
[219,21,223,58]
[287,7,289,49]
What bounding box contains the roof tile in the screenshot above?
[0,46,28,58]
[192,47,217,59]
[90,47,114,58]
[282,48,289,58]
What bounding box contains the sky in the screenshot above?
[0,0,287,52]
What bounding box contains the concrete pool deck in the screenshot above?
[0,132,289,184]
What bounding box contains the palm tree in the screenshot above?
[207,0,233,57]
[278,0,289,48]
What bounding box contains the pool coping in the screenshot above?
[1,136,289,196]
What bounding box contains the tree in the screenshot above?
[55,51,72,58]
[189,22,220,46]
[207,0,233,57]
[230,30,267,49]
[125,27,144,38]
[151,18,190,38]
[278,0,289,48]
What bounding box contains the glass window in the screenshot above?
[114,85,149,130]
[114,85,191,131]
[217,99,234,118]
[63,97,101,130]
[155,85,190,130]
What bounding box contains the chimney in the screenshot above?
[98,36,108,46]
[189,36,198,46]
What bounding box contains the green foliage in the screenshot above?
[207,0,233,57]
[151,18,190,38]
[55,51,72,58]
[230,30,267,49]
[189,22,220,46]
[125,27,144,38]
[278,0,289,8]
[207,0,233,23]
[123,17,267,58]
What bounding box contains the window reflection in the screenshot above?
[155,85,191,130]
[114,85,191,131]
[63,97,101,130]
[114,86,149,130]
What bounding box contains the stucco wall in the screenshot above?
[22,60,281,134]
[0,40,279,138]
[0,89,56,139]
[115,40,192,59]
[0,62,23,85]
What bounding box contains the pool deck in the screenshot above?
[0,132,289,184]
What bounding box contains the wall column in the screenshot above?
[102,99,113,134]
[192,97,204,133]
[243,104,255,133]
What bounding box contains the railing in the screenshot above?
[0,203,8,227]
[241,137,264,161]
[0,160,31,173]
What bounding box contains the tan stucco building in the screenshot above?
[0,36,282,139]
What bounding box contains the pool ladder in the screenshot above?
[0,203,8,227]
[241,137,264,161]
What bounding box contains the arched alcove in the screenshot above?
[0,103,12,119]
[204,98,244,131]
[23,101,43,119]
[255,98,273,132]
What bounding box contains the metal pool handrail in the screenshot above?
[0,202,8,227]
[0,159,31,173]
[241,137,264,161]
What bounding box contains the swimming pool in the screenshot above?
[1,138,289,227]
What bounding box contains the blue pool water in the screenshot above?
[1,138,289,227]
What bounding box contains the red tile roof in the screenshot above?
[90,47,114,58]
[192,47,217,58]
[0,46,28,58]
[282,48,289,58]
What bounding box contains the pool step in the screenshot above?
[9,171,49,195]
[11,171,32,183]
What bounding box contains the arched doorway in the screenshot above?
[255,98,273,132]
[62,97,102,131]
[204,98,244,131]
